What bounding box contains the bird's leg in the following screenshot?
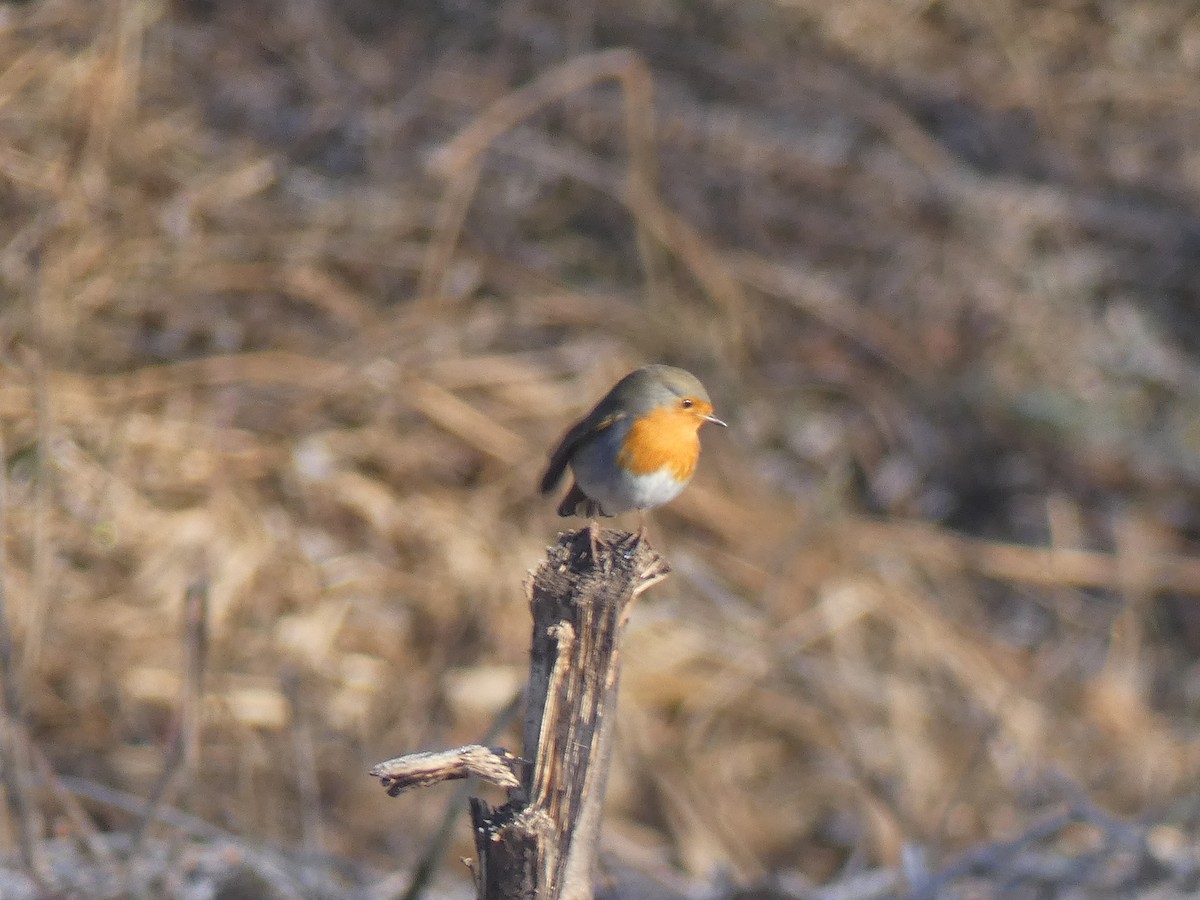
[634,509,647,544]
[588,518,600,561]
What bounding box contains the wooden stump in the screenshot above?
[371,528,669,900]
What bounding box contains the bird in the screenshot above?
[539,365,726,543]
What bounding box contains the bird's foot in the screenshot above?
[633,510,648,545]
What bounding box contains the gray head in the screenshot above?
[604,365,725,424]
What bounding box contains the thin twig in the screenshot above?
[282,667,325,860]
[0,432,47,881]
[422,49,673,312]
[852,518,1200,594]
[29,741,118,870]
[23,341,51,681]
[127,577,209,856]
[55,775,231,843]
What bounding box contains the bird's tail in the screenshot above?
[539,447,571,495]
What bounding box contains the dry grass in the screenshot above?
[3,0,1200,893]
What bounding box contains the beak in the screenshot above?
[704,414,728,427]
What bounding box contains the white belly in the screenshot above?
[582,465,686,514]
[571,427,688,515]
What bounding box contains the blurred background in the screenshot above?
[2,0,1200,895]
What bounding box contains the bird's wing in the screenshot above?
[538,411,625,494]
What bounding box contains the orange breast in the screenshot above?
[617,404,706,480]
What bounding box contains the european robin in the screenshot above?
[539,365,726,530]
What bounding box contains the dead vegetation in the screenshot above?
[2,0,1200,896]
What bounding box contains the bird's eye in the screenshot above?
[681,398,694,409]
